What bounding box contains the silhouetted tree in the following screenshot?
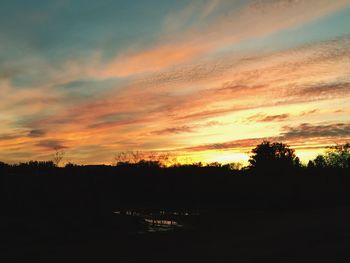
[115,151,177,167]
[325,143,350,169]
[134,160,161,169]
[249,141,298,172]
[17,160,55,169]
[310,143,350,169]
[307,160,315,169]
[0,161,8,168]
[115,151,130,164]
[206,162,222,168]
[313,155,327,169]
[52,149,65,167]
[220,162,243,171]
[65,162,78,168]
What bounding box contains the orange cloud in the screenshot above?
[97,0,350,78]
[1,1,350,164]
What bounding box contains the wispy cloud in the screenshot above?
[281,122,350,138]
[36,140,67,150]
[151,121,222,135]
[28,129,46,138]
[247,113,291,122]
[182,122,350,152]
[98,0,350,78]
[1,0,349,164]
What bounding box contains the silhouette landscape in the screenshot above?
[1,141,350,262]
[1,0,350,262]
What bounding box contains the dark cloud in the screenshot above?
[300,82,350,98]
[28,129,45,137]
[184,138,264,152]
[247,113,290,122]
[151,121,223,135]
[88,119,142,129]
[152,125,194,135]
[177,107,245,121]
[281,122,350,138]
[36,140,66,150]
[299,109,318,116]
[184,122,350,152]
[261,114,290,122]
[0,133,21,141]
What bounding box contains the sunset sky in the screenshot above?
[1,0,350,165]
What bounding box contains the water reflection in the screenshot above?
[113,209,198,233]
[144,218,181,232]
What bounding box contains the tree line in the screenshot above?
[0,141,349,173]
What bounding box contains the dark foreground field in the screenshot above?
[1,166,350,262]
[2,205,350,262]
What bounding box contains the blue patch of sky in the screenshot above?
[59,78,128,100]
[218,7,350,55]
[3,0,193,88]
[0,0,191,62]
[166,0,248,34]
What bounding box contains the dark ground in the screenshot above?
[1,166,350,262]
[2,205,350,262]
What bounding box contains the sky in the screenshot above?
[1,0,350,165]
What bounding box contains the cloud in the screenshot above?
[299,109,319,116]
[183,122,350,152]
[281,122,350,138]
[151,121,222,135]
[100,0,350,78]
[1,1,350,164]
[247,113,290,122]
[28,129,46,138]
[36,140,67,150]
[151,125,194,136]
[287,82,350,102]
[242,110,317,124]
[183,138,264,152]
[0,133,22,142]
[11,36,348,162]
[3,37,349,160]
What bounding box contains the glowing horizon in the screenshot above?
[1,0,350,165]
